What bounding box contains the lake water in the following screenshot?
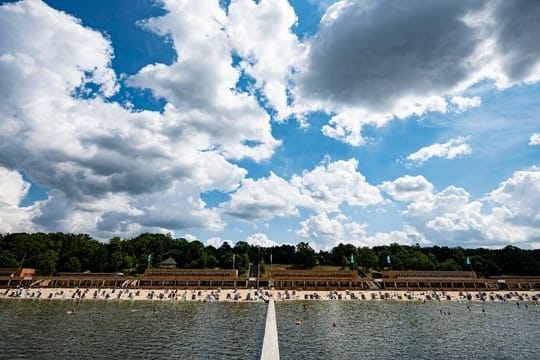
[1,299,539,359]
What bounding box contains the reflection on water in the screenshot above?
[2,299,540,359]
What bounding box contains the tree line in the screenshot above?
[1,232,540,278]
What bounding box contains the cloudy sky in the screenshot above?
[0,0,539,250]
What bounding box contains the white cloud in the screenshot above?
[0,167,40,233]
[222,158,383,221]
[296,212,367,250]
[487,168,540,227]
[245,233,279,248]
[292,158,383,212]
[183,234,198,242]
[0,0,117,106]
[227,0,302,120]
[379,175,434,202]
[0,0,258,237]
[406,137,472,166]
[529,133,540,146]
[296,212,424,250]
[203,233,278,248]
[450,96,481,112]
[399,168,540,247]
[367,226,429,247]
[319,97,448,146]
[127,0,280,162]
[222,172,302,221]
[0,167,30,206]
[205,237,234,248]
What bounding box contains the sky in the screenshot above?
[0,0,539,250]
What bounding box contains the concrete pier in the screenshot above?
[261,299,280,360]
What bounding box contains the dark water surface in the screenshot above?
[2,299,540,359]
[276,300,540,359]
[0,300,266,359]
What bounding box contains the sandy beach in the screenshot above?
[1,287,538,303]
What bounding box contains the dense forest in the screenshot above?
[1,233,540,278]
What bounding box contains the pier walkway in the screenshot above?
[261,299,280,360]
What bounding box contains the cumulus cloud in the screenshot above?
[379,175,434,202]
[222,158,383,221]
[205,237,233,248]
[0,167,40,233]
[487,168,540,227]
[292,158,383,211]
[529,133,540,146]
[227,0,302,120]
[219,162,540,250]
[221,172,302,221]
[368,226,429,247]
[0,0,264,237]
[203,233,279,248]
[245,233,279,247]
[296,212,424,250]
[0,0,117,104]
[399,168,540,247]
[0,167,30,206]
[406,137,472,166]
[296,212,367,250]
[293,0,540,145]
[450,96,482,112]
[127,0,281,162]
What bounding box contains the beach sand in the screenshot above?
[1,287,538,303]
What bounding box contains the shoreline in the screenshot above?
[1,287,538,303]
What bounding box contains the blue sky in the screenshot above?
[0,0,539,249]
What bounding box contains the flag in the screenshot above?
[350,254,354,264]
[466,256,471,266]
[386,255,391,264]
[147,254,152,266]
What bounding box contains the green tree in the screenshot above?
[439,258,461,271]
[206,254,219,268]
[219,251,235,269]
[0,250,19,267]
[357,247,378,270]
[259,258,267,276]
[64,256,82,272]
[295,242,317,268]
[109,250,125,272]
[36,250,59,275]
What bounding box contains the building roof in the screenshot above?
[159,257,177,265]
[382,270,477,280]
[143,268,238,279]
